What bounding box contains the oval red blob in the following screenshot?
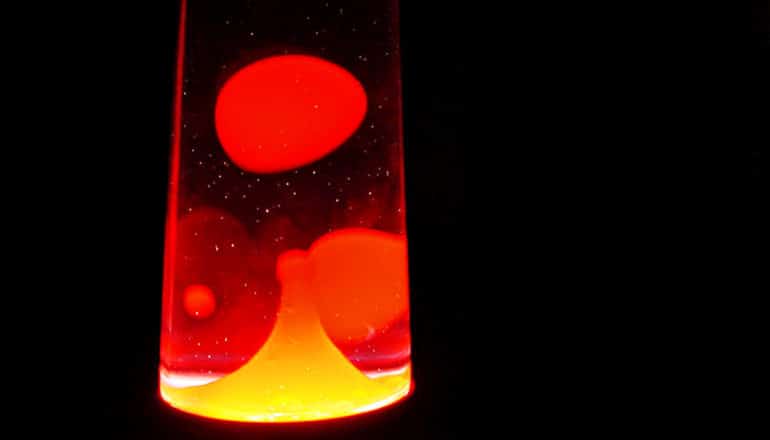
[215,55,367,174]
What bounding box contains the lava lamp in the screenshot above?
[158,0,412,423]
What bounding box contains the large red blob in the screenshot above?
[215,55,367,174]
[277,228,409,345]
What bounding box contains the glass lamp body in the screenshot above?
[158,0,412,423]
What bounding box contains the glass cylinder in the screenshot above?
[159,0,411,423]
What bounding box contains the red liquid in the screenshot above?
[161,207,410,381]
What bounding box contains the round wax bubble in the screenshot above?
[183,284,217,319]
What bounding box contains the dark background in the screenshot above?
[7,0,762,438]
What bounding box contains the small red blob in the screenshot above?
[215,55,367,173]
[183,284,217,319]
[163,207,280,374]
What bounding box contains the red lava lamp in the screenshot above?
[159,0,412,422]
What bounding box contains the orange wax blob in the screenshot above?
[308,229,409,344]
[182,285,217,319]
[214,55,367,173]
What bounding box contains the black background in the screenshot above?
[6,0,762,438]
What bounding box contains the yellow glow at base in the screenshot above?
[159,251,412,423]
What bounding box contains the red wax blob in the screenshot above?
[183,285,217,319]
[300,228,409,344]
[162,207,280,374]
[215,55,368,174]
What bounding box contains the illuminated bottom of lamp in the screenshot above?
[159,249,412,422]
